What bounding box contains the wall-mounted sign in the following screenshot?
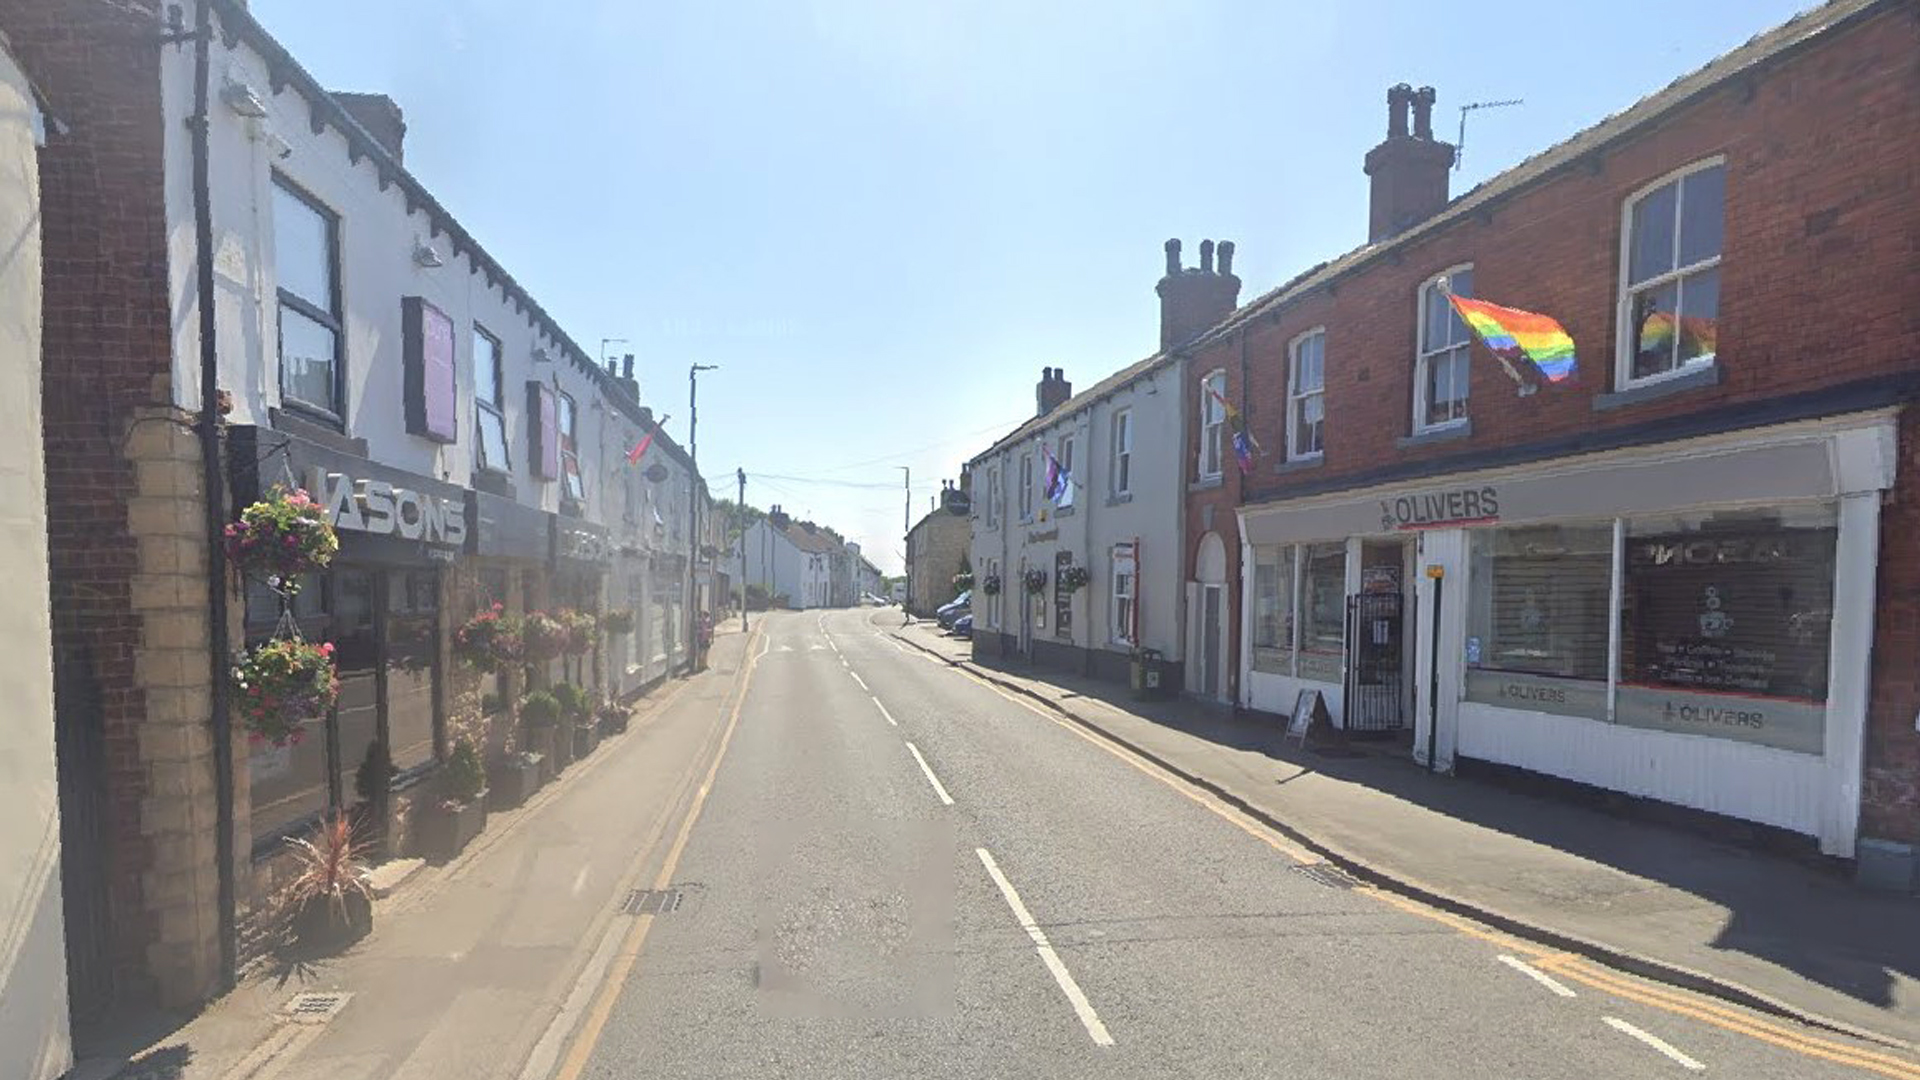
[644,463,670,483]
[402,297,457,443]
[553,517,611,565]
[303,466,465,546]
[1027,528,1059,544]
[1378,486,1500,532]
[1615,686,1824,755]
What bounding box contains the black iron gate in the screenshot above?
[1344,592,1407,732]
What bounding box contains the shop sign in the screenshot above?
[554,521,611,564]
[1614,686,1824,755]
[1027,527,1059,543]
[1378,485,1501,532]
[1463,670,1607,721]
[1296,651,1342,683]
[303,466,465,546]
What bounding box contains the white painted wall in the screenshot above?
[0,44,72,1080]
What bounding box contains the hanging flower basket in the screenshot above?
[1022,568,1048,594]
[1059,565,1091,592]
[556,609,598,657]
[223,487,338,588]
[232,638,338,747]
[453,604,523,672]
[980,574,1003,596]
[952,571,974,591]
[600,608,636,636]
[521,612,567,663]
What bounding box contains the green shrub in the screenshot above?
[441,739,486,804]
[552,682,593,724]
[519,690,561,727]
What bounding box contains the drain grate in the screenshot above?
[283,990,352,1024]
[1292,862,1363,890]
[623,888,684,915]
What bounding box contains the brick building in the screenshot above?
[0,0,712,1039]
[904,500,970,617]
[1180,0,1918,880]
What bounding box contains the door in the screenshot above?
[1346,539,1410,731]
[1202,585,1223,698]
[53,642,112,1026]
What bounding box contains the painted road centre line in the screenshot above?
[975,848,1114,1047]
[849,670,869,691]
[1498,954,1576,998]
[904,741,954,805]
[871,697,898,726]
[1604,1017,1706,1071]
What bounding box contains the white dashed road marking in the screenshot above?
[904,741,953,805]
[976,848,1113,1047]
[871,697,898,726]
[1498,954,1576,998]
[1603,1017,1705,1071]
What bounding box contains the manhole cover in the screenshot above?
[1292,862,1363,890]
[284,991,352,1023]
[623,888,684,915]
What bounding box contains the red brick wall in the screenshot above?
[1209,8,1920,840]
[1183,345,1251,702]
[1,0,174,1002]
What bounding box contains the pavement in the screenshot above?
[887,615,1920,1053]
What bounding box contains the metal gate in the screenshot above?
[1344,592,1407,732]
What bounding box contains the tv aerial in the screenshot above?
[1455,99,1524,171]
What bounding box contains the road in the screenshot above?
[552,608,1916,1080]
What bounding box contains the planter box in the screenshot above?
[290,889,372,954]
[572,722,600,759]
[489,755,543,810]
[416,796,488,863]
[598,710,629,737]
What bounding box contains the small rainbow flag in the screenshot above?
[1637,311,1718,362]
[1206,385,1263,474]
[1446,295,1578,385]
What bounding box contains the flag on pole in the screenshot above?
[625,429,656,465]
[1041,444,1075,508]
[1205,385,1263,475]
[1444,295,1579,385]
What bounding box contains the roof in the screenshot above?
[970,351,1172,465]
[907,504,970,540]
[776,521,849,556]
[1189,0,1884,351]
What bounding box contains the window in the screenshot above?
[1297,542,1345,681]
[1061,433,1075,481]
[559,392,584,501]
[473,327,509,472]
[1111,409,1134,496]
[272,178,342,419]
[1199,370,1226,479]
[986,467,999,528]
[1619,160,1724,383]
[1467,524,1612,685]
[1019,452,1034,521]
[1288,330,1326,460]
[1252,545,1296,674]
[1416,267,1474,430]
[1110,544,1136,645]
[986,558,1001,628]
[385,570,440,772]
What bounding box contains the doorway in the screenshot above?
[1201,585,1223,698]
[1345,539,1410,731]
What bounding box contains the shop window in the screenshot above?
[1621,506,1834,702]
[386,570,440,773]
[1619,159,1723,384]
[1251,545,1295,675]
[272,176,343,421]
[1298,542,1345,681]
[333,572,382,810]
[244,576,331,851]
[1466,524,1613,681]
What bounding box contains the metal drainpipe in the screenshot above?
[189,0,238,991]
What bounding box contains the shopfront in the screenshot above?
[1237,412,1895,855]
[228,428,464,862]
[552,515,611,695]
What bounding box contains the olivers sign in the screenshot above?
[303,466,466,548]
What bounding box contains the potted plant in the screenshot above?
[285,812,373,953]
[488,749,544,810]
[1022,568,1049,594]
[980,574,1003,596]
[597,700,630,736]
[554,682,599,758]
[520,612,567,665]
[1059,565,1091,592]
[223,486,339,587]
[557,609,599,657]
[454,604,523,672]
[232,638,338,747]
[418,739,488,862]
[519,689,563,780]
[952,570,974,592]
[601,608,636,636]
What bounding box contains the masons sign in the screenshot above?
[303,466,466,547]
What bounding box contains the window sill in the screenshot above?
[270,407,368,457]
[1053,505,1075,518]
[1106,492,1134,506]
[473,469,515,499]
[1275,456,1325,474]
[1593,363,1720,411]
[1189,475,1225,493]
[1397,419,1473,449]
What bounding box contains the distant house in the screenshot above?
[905,495,971,617]
[728,509,850,609]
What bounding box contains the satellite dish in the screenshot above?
[643,463,669,483]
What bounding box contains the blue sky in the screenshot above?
[254,0,1813,574]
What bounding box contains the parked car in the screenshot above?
[951,613,972,638]
[936,591,971,629]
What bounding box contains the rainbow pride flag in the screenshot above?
[1637,311,1718,363]
[1446,295,1578,384]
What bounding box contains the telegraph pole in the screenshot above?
[900,465,910,535]
[736,467,747,632]
[687,363,717,673]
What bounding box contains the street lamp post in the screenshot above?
[687,363,718,673]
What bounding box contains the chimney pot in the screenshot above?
[1413,86,1437,140]
[1365,84,1454,242]
[1200,239,1215,274]
[1387,83,1411,138]
[1164,238,1182,276]
[1156,238,1242,351]
[622,355,634,379]
[1217,240,1235,275]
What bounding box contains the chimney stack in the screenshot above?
[1156,238,1242,352]
[332,91,406,162]
[1364,83,1455,242]
[617,354,639,399]
[1035,367,1072,416]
